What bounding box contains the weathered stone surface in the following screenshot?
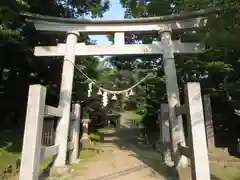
[49,166,71,177]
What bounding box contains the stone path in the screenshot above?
[68,140,177,180]
[75,145,164,180]
[47,111,240,180]
[61,111,179,180]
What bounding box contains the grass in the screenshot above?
[0,129,104,179]
[3,126,239,180]
[0,131,54,170]
[233,174,240,180]
[0,131,22,173]
[71,148,99,170]
[98,127,115,134]
[68,130,104,178]
[131,111,143,124]
[89,131,100,142]
[38,129,103,179]
[0,148,21,171]
[210,164,240,180]
[0,127,105,167]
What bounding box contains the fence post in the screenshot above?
[19,85,46,180]
[70,103,81,163]
[185,83,210,180]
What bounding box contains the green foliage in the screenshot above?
[98,0,240,140]
[0,0,112,127]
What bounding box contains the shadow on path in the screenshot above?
[86,164,150,180]
[96,127,179,179]
[97,127,225,180]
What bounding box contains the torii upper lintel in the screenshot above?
[21,8,218,34]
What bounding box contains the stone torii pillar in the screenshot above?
[54,31,79,166]
[159,29,188,168]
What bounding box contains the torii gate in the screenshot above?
[20,8,216,180]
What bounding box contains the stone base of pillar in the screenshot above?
[174,154,188,168]
[156,141,174,166]
[162,149,174,167]
[49,166,71,177]
[80,133,90,141]
[207,138,216,153]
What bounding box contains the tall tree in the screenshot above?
[0,0,110,128]
[115,0,240,147]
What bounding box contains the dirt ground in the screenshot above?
[56,133,180,180]
[47,111,240,180]
[49,131,240,180]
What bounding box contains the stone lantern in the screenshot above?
[80,112,92,148]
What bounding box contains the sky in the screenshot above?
[89,0,125,44]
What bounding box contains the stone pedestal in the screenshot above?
[80,118,91,149]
